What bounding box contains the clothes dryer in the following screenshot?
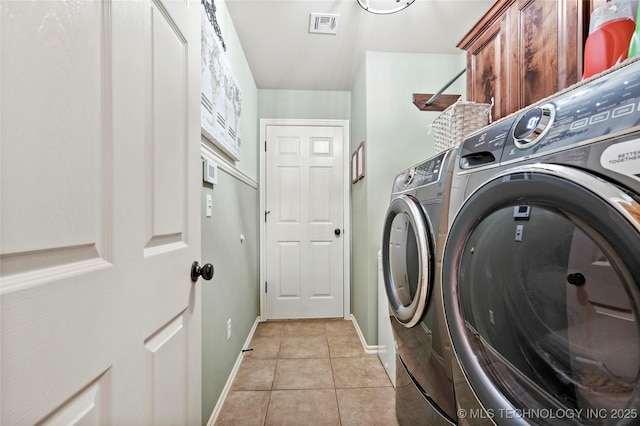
[382,148,458,425]
[443,59,640,425]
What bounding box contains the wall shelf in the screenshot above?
[412,93,461,111]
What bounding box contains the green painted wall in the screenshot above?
[349,61,370,339]
[350,51,467,344]
[258,89,351,120]
[201,173,259,424]
[200,1,260,424]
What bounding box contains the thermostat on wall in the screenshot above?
[203,158,218,185]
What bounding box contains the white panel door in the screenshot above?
[0,1,202,424]
[265,125,344,319]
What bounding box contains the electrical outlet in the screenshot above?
[227,318,232,340]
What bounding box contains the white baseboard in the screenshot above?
[206,316,262,426]
[350,314,383,355]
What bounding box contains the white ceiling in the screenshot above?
[224,0,495,91]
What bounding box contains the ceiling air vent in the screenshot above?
[309,13,340,35]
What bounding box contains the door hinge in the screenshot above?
[265,281,268,292]
[264,140,267,151]
[265,210,271,222]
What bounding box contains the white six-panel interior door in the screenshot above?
[1,1,202,424]
[261,121,350,320]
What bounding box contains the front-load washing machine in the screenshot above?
[382,148,458,425]
[443,58,640,425]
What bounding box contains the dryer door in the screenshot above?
[382,194,435,328]
[443,164,640,425]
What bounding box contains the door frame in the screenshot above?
[259,118,351,320]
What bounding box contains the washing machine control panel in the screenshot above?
[502,60,640,162]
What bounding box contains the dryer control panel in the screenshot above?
[406,151,447,188]
[392,151,449,193]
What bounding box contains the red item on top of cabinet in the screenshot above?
[583,18,636,79]
[583,1,636,79]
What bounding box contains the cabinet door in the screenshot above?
[461,0,589,119]
[466,15,509,120]
[509,0,584,109]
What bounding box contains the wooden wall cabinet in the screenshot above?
[459,0,605,120]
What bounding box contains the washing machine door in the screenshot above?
[382,194,435,328]
[443,163,640,425]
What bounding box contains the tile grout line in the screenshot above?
[327,325,344,425]
[219,319,390,425]
[262,333,279,426]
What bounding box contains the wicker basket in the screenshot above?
[429,99,492,153]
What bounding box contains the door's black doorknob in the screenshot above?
[191,261,214,282]
[334,228,341,236]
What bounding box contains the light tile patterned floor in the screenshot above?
[214,318,399,426]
